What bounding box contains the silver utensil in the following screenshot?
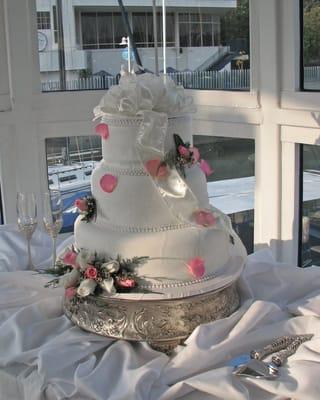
[233,333,313,379]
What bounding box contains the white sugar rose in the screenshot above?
[99,277,116,295]
[101,260,120,274]
[60,269,80,288]
[77,279,97,297]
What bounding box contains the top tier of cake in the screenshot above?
[100,114,192,165]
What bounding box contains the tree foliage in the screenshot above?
[220,0,249,51]
[303,0,320,64]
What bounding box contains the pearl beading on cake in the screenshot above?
[138,271,216,289]
[101,162,148,176]
[101,115,183,128]
[100,221,193,233]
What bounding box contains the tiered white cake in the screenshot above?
[73,73,246,298]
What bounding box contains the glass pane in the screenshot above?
[300,144,320,267]
[38,1,249,92]
[193,135,255,254]
[45,136,102,234]
[303,1,320,90]
[97,13,113,47]
[81,13,98,48]
[0,185,3,224]
[132,13,147,46]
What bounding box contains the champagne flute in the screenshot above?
[17,192,37,270]
[43,190,63,269]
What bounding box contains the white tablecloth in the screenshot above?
[0,224,319,400]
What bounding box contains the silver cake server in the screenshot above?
[228,334,302,368]
[233,334,313,379]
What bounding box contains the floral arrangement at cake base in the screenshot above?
[45,247,151,298]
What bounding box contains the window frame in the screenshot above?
[2,0,317,268]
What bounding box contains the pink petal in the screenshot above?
[190,147,200,162]
[100,174,118,193]
[187,257,205,278]
[95,123,109,139]
[199,159,213,177]
[63,251,78,267]
[145,159,169,179]
[195,210,216,227]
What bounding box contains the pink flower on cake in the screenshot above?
[194,210,216,227]
[116,277,136,288]
[65,287,76,299]
[190,146,200,162]
[199,159,213,177]
[187,257,205,278]
[74,198,88,212]
[144,159,169,179]
[178,145,190,158]
[100,174,118,193]
[84,265,98,280]
[95,123,109,139]
[63,251,79,268]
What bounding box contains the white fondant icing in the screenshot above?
[73,74,247,296]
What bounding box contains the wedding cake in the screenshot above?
[60,72,246,301]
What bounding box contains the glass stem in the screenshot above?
[52,235,57,269]
[27,237,33,270]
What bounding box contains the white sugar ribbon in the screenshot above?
[136,110,233,234]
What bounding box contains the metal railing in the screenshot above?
[41,67,320,92]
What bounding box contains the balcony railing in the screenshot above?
[41,66,320,92]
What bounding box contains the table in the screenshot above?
[0,225,319,400]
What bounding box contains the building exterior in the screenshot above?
[36,0,237,84]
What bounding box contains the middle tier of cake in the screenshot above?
[91,160,210,227]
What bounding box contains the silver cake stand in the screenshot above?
[64,281,240,353]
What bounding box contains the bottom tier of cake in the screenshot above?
[74,215,246,296]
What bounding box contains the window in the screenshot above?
[37,11,51,30]
[45,136,102,233]
[179,13,219,47]
[0,185,3,224]
[300,144,320,267]
[52,5,58,43]
[193,136,255,254]
[37,0,250,92]
[302,0,320,89]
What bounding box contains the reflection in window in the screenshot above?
[303,1,320,90]
[300,144,320,267]
[37,11,51,30]
[0,185,4,224]
[45,136,102,233]
[38,0,249,92]
[193,136,255,254]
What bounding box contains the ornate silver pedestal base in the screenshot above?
[64,283,240,353]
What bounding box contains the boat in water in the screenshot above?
[48,161,97,233]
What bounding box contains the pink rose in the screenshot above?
[194,210,216,227]
[199,159,213,177]
[144,159,169,179]
[178,145,190,158]
[84,265,98,280]
[187,257,205,278]
[116,277,136,288]
[74,198,88,212]
[190,147,200,162]
[63,251,78,268]
[65,287,76,299]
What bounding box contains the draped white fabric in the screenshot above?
[0,224,319,400]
